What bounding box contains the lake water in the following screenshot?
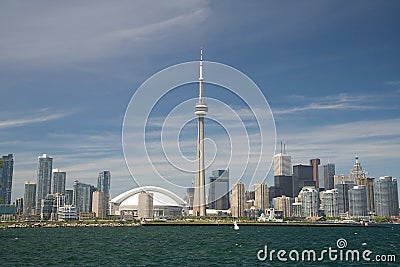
[1,225,399,266]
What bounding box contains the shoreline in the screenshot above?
[1,220,392,229]
[141,221,386,228]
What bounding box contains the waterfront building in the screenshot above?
[254,183,269,212]
[35,154,53,214]
[0,154,14,204]
[230,181,245,218]
[310,158,321,189]
[138,191,154,219]
[52,169,66,195]
[41,194,55,220]
[97,171,111,217]
[298,186,319,217]
[193,49,208,217]
[73,180,96,214]
[209,170,230,210]
[292,164,314,197]
[92,191,105,218]
[292,201,302,217]
[273,195,292,218]
[110,186,186,218]
[23,182,36,216]
[374,176,399,217]
[321,189,339,217]
[348,186,368,217]
[58,205,77,221]
[319,163,335,190]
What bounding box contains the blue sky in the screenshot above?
[1,0,399,200]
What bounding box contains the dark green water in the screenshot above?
[1,225,399,266]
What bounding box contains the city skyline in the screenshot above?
[0,1,399,200]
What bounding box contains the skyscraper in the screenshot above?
[92,191,105,218]
[273,144,293,197]
[97,170,111,217]
[348,185,368,217]
[23,182,36,216]
[298,186,319,217]
[319,163,335,190]
[273,143,291,176]
[0,154,14,204]
[52,169,66,195]
[292,164,314,196]
[36,154,53,214]
[335,183,352,215]
[273,195,292,218]
[349,156,365,183]
[73,180,96,214]
[254,183,269,212]
[230,181,245,218]
[374,176,399,217]
[310,158,321,189]
[209,170,230,210]
[321,189,338,217]
[193,49,208,217]
[138,191,154,219]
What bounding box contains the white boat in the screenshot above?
[233,221,239,230]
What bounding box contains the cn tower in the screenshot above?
[193,48,208,216]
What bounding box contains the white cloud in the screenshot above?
[273,93,396,115]
[0,109,73,128]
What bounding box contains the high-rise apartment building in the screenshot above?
[65,189,73,205]
[298,186,319,217]
[23,182,36,216]
[374,176,399,217]
[92,191,105,218]
[254,183,269,211]
[335,183,353,214]
[0,154,14,204]
[348,186,368,217]
[36,154,53,214]
[273,195,292,218]
[321,189,338,217]
[73,180,96,214]
[230,181,245,218]
[138,191,154,219]
[97,171,111,217]
[209,170,230,210]
[356,176,374,212]
[52,169,66,195]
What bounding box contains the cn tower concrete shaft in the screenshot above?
[193,48,208,216]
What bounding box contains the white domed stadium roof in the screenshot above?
[110,186,187,208]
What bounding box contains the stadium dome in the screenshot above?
[110,186,187,217]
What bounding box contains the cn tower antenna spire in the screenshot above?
[199,47,204,99]
[193,48,208,217]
